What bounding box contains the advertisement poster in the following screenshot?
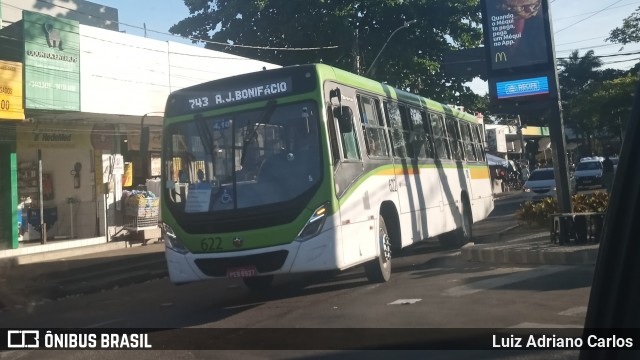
[484,0,550,71]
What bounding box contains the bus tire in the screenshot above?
[439,199,473,249]
[364,216,392,283]
[242,275,274,293]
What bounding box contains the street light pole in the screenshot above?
[364,20,416,77]
[517,115,525,160]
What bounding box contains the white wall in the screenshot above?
[80,25,170,116]
[167,41,281,92]
[80,25,280,117]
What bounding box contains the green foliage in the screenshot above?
[515,192,610,227]
[607,7,640,45]
[571,192,610,213]
[169,0,485,106]
[558,50,637,154]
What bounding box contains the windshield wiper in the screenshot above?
[195,116,216,181]
[240,100,277,166]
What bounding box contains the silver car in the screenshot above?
[522,168,576,201]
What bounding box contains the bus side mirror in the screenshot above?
[333,106,354,132]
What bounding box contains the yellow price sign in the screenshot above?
[0,60,24,120]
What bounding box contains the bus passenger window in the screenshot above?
[446,117,463,161]
[358,95,389,158]
[333,106,361,160]
[429,113,451,160]
[383,102,408,158]
[461,122,476,161]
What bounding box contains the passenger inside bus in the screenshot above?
[236,144,262,181]
[257,121,320,197]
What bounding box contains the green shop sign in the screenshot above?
[23,11,80,111]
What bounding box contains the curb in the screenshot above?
[473,223,521,244]
[461,233,600,266]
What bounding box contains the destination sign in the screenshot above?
[165,66,320,117]
[186,78,292,110]
[496,76,549,99]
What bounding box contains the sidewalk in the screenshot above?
[0,213,601,311]
[0,240,166,310]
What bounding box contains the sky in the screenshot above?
[95,0,640,94]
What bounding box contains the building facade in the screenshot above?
[0,1,278,252]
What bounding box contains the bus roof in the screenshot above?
[166,63,478,123]
[319,64,477,123]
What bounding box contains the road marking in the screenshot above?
[510,322,582,328]
[444,265,570,297]
[558,306,588,317]
[86,318,126,328]
[388,299,422,305]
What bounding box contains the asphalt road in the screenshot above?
[0,194,595,359]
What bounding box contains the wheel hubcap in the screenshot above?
[381,233,391,262]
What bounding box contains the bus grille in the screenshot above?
[194,250,289,277]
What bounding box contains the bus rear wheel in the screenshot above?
[364,216,392,283]
[242,275,274,293]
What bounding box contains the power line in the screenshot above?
[31,0,338,51]
[554,0,625,34]
[553,1,640,21]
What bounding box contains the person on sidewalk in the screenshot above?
[602,154,614,193]
[521,165,530,183]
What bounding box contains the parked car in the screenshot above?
[522,168,576,202]
[575,157,604,190]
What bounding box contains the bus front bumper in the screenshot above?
[164,229,340,284]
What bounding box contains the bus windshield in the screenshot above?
[164,100,321,213]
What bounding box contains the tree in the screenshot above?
[557,50,603,154]
[607,7,640,45]
[170,0,484,105]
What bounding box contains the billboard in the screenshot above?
[483,0,550,71]
[23,11,80,111]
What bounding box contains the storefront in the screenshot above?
[0,60,24,250]
[0,8,278,252]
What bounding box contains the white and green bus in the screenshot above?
[161,64,493,290]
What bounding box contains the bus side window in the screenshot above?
[461,122,476,162]
[418,110,435,159]
[358,94,389,158]
[327,105,342,166]
[446,116,463,161]
[429,113,451,160]
[333,106,361,160]
[473,124,486,162]
[383,101,410,158]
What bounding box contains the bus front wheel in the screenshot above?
[364,216,392,283]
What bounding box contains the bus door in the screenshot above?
[327,86,377,266]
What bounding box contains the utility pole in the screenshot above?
[364,20,416,77]
[353,28,361,75]
[517,115,525,160]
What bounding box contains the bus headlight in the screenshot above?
[296,202,329,242]
[162,222,190,254]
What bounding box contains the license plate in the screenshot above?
[227,266,258,278]
[583,180,591,184]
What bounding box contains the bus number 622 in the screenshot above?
[201,237,222,251]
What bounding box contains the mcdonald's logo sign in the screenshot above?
[495,52,508,62]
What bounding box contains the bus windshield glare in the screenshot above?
[164,100,321,213]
